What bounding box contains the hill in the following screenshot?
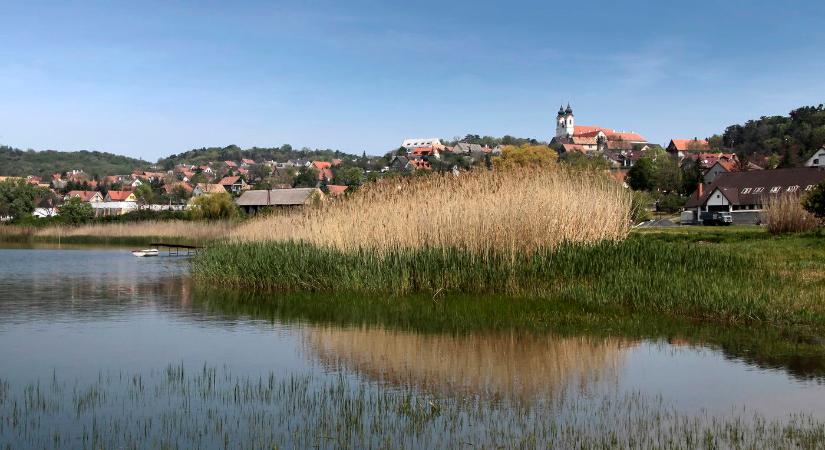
[715,104,825,167]
[157,144,363,169]
[0,146,150,178]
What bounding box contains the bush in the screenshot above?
[655,193,686,214]
[802,181,825,220]
[763,195,818,234]
[630,191,652,223]
[189,193,239,220]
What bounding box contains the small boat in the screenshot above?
[132,249,159,257]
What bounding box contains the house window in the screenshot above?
[815,159,820,165]
[769,186,781,193]
[741,188,752,194]
[787,185,799,193]
[806,185,815,191]
[753,187,764,193]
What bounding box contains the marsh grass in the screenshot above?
[194,234,825,327]
[1,366,824,449]
[231,169,632,253]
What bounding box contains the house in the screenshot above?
[311,161,332,171]
[65,190,104,203]
[552,104,648,154]
[683,167,825,225]
[402,138,444,151]
[410,147,440,159]
[667,138,711,158]
[105,190,137,202]
[805,147,825,167]
[163,182,194,195]
[33,207,59,218]
[218,176,247,194]
[91,201,139,217]
[241,158,256,167]
[192,183,227,197]
[224,160,238,168]
[702,160,738,185]
[235,188,322,214]
[326,184,348,196]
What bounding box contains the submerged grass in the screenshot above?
[2,366,825,449]
[193,233,825,329]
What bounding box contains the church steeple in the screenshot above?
[565,103,573,114]
[555,102,575,140]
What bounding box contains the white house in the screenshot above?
[805,147,825,167]
[402,138,443,151]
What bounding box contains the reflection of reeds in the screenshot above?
[304,326,633,400]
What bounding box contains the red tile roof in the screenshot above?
[218,176,241,185]
[224,160,238,167]
[326,184,348,196]
[312,161,332,170]
[670,139,710,152]
[106,190,134,201]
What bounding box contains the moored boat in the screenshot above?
[132,249,159,257]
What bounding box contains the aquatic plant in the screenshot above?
[1,366,824,449]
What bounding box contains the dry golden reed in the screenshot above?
[233,169,631,253]
[33,220,234,241]
[763,195,818,234]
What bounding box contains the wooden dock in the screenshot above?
[149,243,203,256]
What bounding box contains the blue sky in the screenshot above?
[1,0,824,160]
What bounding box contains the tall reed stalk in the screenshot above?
[763,195,818,234]
[231,168,631,254]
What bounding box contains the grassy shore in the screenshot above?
[193,228,825,330]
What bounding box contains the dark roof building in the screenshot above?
[683,167,825,224]
[235,188,322,214]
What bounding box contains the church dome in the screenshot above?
[565,103,573,114]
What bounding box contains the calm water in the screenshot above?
[2,247,825,448]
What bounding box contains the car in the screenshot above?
[700,211,733,226]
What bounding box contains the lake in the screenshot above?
[2,246,825,448]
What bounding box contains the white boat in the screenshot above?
[132,249,159,257]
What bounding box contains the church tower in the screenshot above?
[555,103,575,139]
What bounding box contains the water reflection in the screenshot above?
[304,325,633,400]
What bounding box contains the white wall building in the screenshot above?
[805,147,825,167]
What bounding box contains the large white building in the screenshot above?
[401,138,444,151]
[552,104,648,154]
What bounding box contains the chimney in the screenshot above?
[698,183,704,198]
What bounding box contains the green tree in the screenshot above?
[334,167,365,187]
[59,197,94,224]
[492,144,557,170]
[803,181,825,220]
[652,156,681,193]
[0,179,40,220]
[134,184,155,208]
[626,157,655,191]
[292,167,319,188]
[189,193,239,220]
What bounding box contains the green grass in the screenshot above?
[193,227,825,330]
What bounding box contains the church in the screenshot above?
[551,104,649,154]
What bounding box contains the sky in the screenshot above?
[1,0,824,161]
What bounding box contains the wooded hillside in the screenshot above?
[0,146,149,178]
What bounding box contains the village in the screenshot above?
[1,104,825,225]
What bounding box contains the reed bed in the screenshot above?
[2,220,235,245]
[232,169,632,253]
[2,366,824,449]
[763,195,819,234]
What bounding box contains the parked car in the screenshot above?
[700,211,733,226]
